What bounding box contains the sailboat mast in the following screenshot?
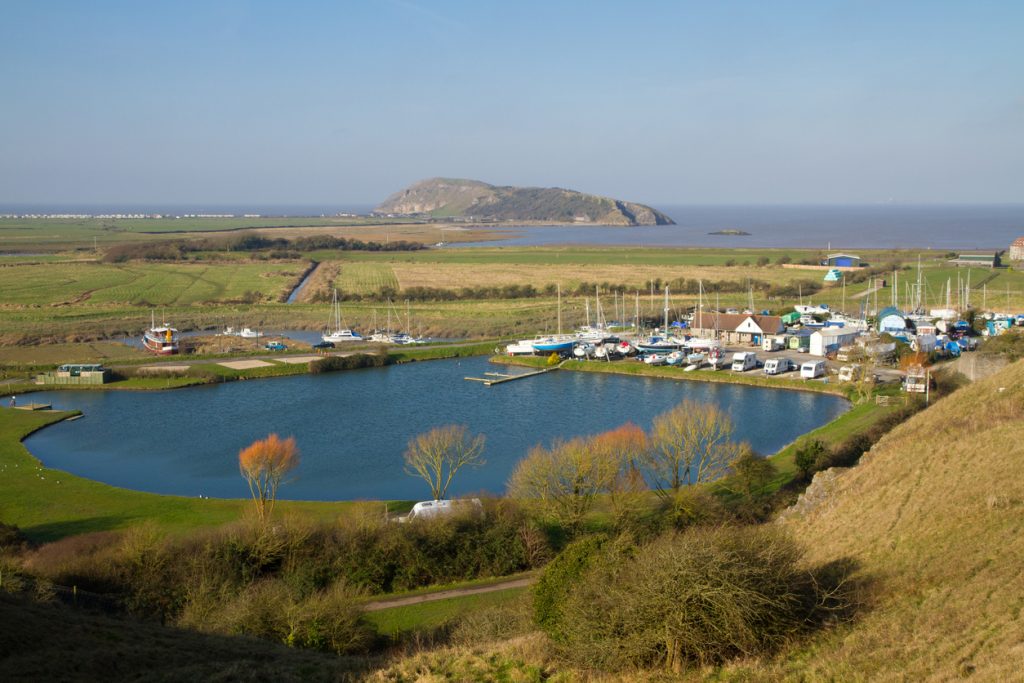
[557,283,562,336]
[663,286,669,331]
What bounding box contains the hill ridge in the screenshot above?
[374,178,674,226]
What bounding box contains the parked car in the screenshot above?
[312,341,335,350]
[264,341,287,351]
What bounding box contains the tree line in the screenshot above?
[102,235,426,262]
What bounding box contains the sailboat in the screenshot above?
[322,289,363,343]
[532,284,575,353]
[143,311,179,355]
[635,287,684,352]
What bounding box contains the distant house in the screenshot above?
[1010,237,1024,261]
[690,313,784,345]
[825,253,862,268]
[948,252,1000,268]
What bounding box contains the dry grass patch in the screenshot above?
[763,360,1024,681]
[390,262,804,291]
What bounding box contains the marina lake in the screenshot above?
[25,357,849,501]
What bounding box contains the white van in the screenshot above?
[800,360,826,379]
[401,498,483,522]
[764,358,793,375]
[731,352,758,372]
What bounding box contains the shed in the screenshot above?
[36,363,110,385]
[810,328,860,357]
[787,328,813,350]
[947,252,1000,268]
[826,253,861,268]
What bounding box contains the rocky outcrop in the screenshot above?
[374,178,674,226]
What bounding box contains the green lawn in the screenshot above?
[0,408,386,542]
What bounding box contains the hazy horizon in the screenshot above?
[2,1,1022,206]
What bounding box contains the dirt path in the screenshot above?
[361,576,534,612]
[851,283,882,299]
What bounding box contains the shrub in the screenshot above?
[532,534,607,637]
[284,581,372,653]
[0,522,32,554]
[794,440,826,481]
[553,526,852,671]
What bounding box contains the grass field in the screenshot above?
[365,586,529,638]
[0,261,302,307]
[334,261,401,296]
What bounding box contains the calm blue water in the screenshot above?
[459,204,1024,250]
[25,357,847,501]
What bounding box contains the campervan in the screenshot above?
[731,352,758,372]
[800,360,826,379]
[402,498,483,522]
[761,335,786,352]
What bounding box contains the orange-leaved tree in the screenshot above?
[239,433,300,524]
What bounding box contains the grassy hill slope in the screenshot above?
[761,360,1024,680]
[0,593,366,682]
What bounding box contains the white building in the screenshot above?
[810,327,861,357]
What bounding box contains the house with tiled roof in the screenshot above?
[690,313,784,345]
[1010,236,1024,262]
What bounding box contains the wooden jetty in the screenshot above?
[13,403,52,411]
[464,366,559,386]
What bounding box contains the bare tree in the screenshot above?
[589,422,649,528]
[404,424,485,500]
[507,435,618,533]
[644,400,744,497]
[239,433,300,525]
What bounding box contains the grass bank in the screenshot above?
[0,408,385,542]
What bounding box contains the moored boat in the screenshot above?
[143,312,179,355]
[532,336,575,354]
[323,289,363,343]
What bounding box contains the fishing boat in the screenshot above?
[238,327,261,339]
[322,289,363,343]
[643,353,667,366]
[143,312,179,355]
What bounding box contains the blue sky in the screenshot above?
[1,0,1021,205]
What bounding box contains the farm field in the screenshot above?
[0,217,494,252]
[1,245,1022,347]
[0,260,304,307]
